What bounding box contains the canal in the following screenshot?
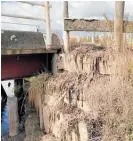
[1,80,25,137]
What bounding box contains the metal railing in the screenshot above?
[1,1,52,49]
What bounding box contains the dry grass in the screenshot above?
[28,52,133,140]
[94,34,133,50]
[84,75,133,141]
[28,34,133,141]
[28,74,50,113]
[69,36,92,51]
[69,33,133,52]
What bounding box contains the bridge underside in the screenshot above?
[1,54,53,80]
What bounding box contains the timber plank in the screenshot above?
[64,18,133,33]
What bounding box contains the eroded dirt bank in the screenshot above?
[25,46,133,141]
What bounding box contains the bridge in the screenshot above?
[1,30,63,80]
[2,1,133,80]
[1,2,63,81]
[1,1,133,139]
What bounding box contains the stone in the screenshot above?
[25,112,40,136]
[24,112,44,141]
[78,121,88,141]
[52,120,62,139]
[41,134,58,141]
[43,106,51,133]
[7,97,19,137]
[43,95,58,106]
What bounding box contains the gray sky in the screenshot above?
[1,1,133,32]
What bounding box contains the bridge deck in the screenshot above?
[1,48,56,55]
[1,30,61,55]
[1,30,62,80]
[1,30,46,48]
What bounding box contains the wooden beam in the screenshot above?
[114,1,125,52]
[2,13,45,21]
[63,1,70,53]
[64,18,133,33]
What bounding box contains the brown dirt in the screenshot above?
[2,132,25,141]
[28,45,133,141]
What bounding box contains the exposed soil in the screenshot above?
[2,132,25,141]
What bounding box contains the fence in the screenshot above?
[63,1,133,53]
[1,1,52,49]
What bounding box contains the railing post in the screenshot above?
[114,1,125,52]
[63,1,69,53]
[45,1,52,49]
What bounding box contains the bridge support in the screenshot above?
[14,79,23,97]
[7,97,19,137]
[14,79,25,121]
[52,53,57,75]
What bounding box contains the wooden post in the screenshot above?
[114,1,125,52]
[45,1,52,49]
[63,1,69,53]
[7,97,19,136]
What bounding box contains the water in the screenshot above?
[1,80,25,137]
[1,99,9,136]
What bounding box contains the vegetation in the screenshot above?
[28,44,133,141]
[27,13,133,141]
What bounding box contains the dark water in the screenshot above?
[1,83,25,137]
[1,98,9,136]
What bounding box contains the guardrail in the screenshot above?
[1,1,52,49]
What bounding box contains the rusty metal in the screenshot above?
[1,54,49,80]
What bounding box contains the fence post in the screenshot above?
[63,1,69,53]
[45,1,52,49]
[114,1,125,52]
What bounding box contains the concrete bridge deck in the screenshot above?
[1,30,62,80]
[1,30,62,55]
